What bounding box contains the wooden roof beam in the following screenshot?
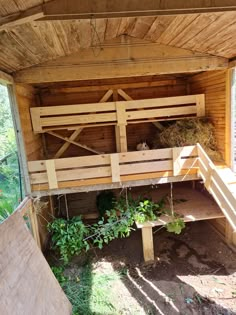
[0,5,44,30]
[13,40,228,84]
[42,0,236,19]
[0,70,13,85]
[2,0,236,29]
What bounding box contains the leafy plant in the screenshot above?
[48,217,90,264]
[51,266,68,286]
[48,193,186,263]
[134,198,164,223]
[166,218,185,234]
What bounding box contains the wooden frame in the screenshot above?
[2,0,236,30]
[30,94,205,133]
[28,145,199,192]
[135,144,236,261]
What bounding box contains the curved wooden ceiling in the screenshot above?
[1,9,236,73]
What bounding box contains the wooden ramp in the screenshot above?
[0,212,72,315]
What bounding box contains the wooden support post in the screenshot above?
[116,102,128,152]
[115,126,121,153]
[225,221,236,246]
[110,154,120,183]
[205,166,214,190]
[172,147,182,176]
[141,227,154,262]
[45,160,58,189]
[196,94,205,117]
[225,69,233,168]
[29,202,41,249]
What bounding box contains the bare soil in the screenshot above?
[87,221,236,315]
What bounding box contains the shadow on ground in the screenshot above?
[95,221,236,315]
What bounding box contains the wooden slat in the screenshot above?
[30,94,205,133]
[141,227,154,262]
[54,128,82,158]
[118,125,128,152]
[48,131,102,154]
[37,101,116,116]
[173,147,182,176]
[28,154,110,172]
[196,94,205,116]
[125,95,199,110]
[126,106,197,120]
[42,112,117,127]
[116,102,127,125]
[31,169,199,193]
[45,160,58,189]
[110,154,120,182]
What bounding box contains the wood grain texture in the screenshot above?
[189,70,226,159]
[15,84,43,161]
[0,212,71,315]
[1,11,236,74]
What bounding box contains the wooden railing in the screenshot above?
[197,144,236,231]
[28,145,199,192]
[30,94,205,132]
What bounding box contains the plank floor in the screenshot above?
[136,186,224,228]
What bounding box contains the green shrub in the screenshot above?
[48,193,185,263]
[48,217,90,264]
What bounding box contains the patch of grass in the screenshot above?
[53,261,123,315]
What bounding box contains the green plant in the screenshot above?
[48,217,90,264]
[134,198,164,223]
[51,266,68,286]
[166,218,185,234]
[48,193,186,264]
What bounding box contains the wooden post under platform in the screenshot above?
[141,227,154,262]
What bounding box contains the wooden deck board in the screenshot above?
[136,187,224,228]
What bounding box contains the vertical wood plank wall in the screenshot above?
[189,70,228,237]
[15,84,50,248]
[189,70,227,160]
[15,84,43,161]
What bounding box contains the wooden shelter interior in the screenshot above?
[1,1,236,260]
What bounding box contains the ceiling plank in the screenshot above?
[0,5,44,30]
[13,37,228,84]
[43,0,236,19]
[2,0,236,30]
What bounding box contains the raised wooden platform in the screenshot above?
[28,145,199,196]
[136,186,224,262]
[136,187,224,228]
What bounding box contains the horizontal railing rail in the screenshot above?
[197,143,236,231]
[30,94,205,132]
[28,145,199,191]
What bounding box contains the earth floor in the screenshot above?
[49,221,236,315]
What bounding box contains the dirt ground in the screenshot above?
[78,221,236,315]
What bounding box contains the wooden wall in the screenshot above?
[15,84,43,161]
[15,84,51,248]
[189,70,227,161]
[38,75,188,158]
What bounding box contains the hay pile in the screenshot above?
[153,118,222,161]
